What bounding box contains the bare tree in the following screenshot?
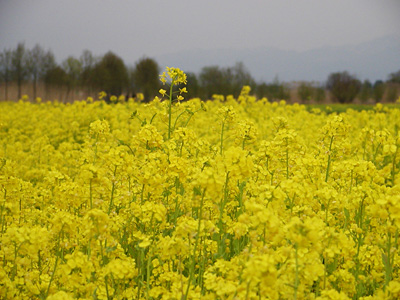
[0,48,13,100]
[80,50,98,96]
[62,56,82,101]
[11,43,29,99]
[26,44,56,99]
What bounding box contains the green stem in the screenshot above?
[173,109,188,132]
[323,254,327,290]
[384,232,392,287]
[179,141,184,157]
[43,256,59,299]
[391,148,397,186]
[89,179,93,209]
[183,188,206,300]
[245,280,251,300]
[167,83,174,140]
[220,121,225,155]
[140,184,145,204]
[217,172,230,258]
[325,135,334,182]
[108,165,118,214]
[146,247,154,300]
[183,110,199,127]
[1,189,6,234]
[294,244,299,300]
[372,143,381,165]
[286,138,289,180]
[105,275,110,300]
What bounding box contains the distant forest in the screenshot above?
[1,43,399,103]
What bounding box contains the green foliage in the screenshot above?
[185,72,200,99]
[131,57,160,101]
[79,50,98,95]
[44,66,69,88]
[297,82,326,103]
[358,80,372,103]
[2,42,400,104]
[92,51,129,98]
[199,62,254,99]
[314,86,326,102]
[386,83,399,102]
[305,103,399,114]
[297,82,313,102]
[255,76,290,101]
[372,80,385,103]
[62,56,82,90]
[388,70,400,83]
[326,71,361,103]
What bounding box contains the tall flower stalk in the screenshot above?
[159,67,187,139]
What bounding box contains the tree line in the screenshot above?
[1,43,399,103]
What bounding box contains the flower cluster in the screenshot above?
[0,74,400,299]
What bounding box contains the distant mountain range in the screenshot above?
[155,34,400,83]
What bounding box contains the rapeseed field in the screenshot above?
[0,68,399,299]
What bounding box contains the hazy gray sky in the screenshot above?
[1,0,399,72]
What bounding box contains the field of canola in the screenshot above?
[1,69,400,300]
